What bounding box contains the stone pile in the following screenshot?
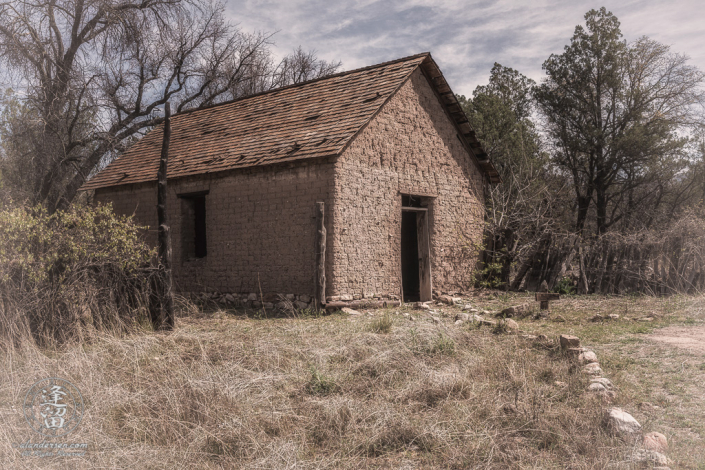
[559,333,672,469]
[193,291,315,310]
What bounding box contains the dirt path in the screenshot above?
[650,325,705,354]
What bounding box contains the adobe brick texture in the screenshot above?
[330,68,485,299]
[94,67,485,300]
[94,160,334,296]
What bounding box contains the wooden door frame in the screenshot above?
[401,206,433,302]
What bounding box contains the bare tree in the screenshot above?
[0,0,340,210]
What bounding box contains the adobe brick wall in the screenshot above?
[94,159,334,298]
[329,68,486,298]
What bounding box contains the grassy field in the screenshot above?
[1,293,704,469]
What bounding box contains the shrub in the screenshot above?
[306,366,338,395]
[368,314,393,334]
[0,203,154,347]
[429,333,455,355]
[553,276,576,295]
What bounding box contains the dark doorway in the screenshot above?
[401,210,420,302]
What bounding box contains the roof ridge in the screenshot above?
[173,52,430,118]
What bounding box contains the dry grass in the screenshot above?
[1,293,704,468]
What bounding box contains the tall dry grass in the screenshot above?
[0,303,638,469]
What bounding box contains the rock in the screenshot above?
[414,302,431,310]
[293,300,308,309]
[275,301,288,310]
[590,377,614,390]
[363,292,374,299]
[632,449,668,466]
[552,315,566,322]
[578,350,599,364]
[504,319,519,330]
[462,304,473,311]
[603,408,641,435]
[638,316,655,322]
[536,334,548,341]
[643,432,668,453]
[582,362,603,375]
[298,294,311,303]
[566,347,586,357]
[451,297,462,304]
[588,382,607,392]
[340,294,353,301]
[454,319,464,326]
[325,295,339,302]
[402,312,410,317]
[559,334,580,350]
[482,310,490,315]
[224,293,235,304]
[500,303,531,318]
[473,315,496,327]
[469,308,479,313]
[539,280,549,292]
[554,381,567,387]
[455,313,470,322]
[437,294,453,305]
[341,307,360,315]
[521,334,538,340]
[608,314,620,320]
[431,316,440,324]
[245,293,256,301]
[263,302,274,309]
[590,314,604,322]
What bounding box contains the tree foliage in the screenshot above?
[459,64,562,289]
[535,7,705,236]
[463,8,705,293]
[0,0,340,210]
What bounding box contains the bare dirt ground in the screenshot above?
[650,326,705,354]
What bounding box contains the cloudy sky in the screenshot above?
[226,0,705,97]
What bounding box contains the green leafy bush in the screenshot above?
[0,203,155,347]
[553,277,576,295]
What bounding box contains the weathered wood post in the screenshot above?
[156,102,174,330]
[314,202,326,310]
[535,279,560,312]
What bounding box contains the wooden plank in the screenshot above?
[535,292,560,301]
[417,210,432,302]
[326,300,401,310]
[401,207,428,212]
[315,202,326,309]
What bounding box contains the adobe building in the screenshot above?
[82,53,499,308]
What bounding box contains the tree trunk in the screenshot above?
[155,103,174,330]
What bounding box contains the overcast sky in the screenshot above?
[226,0,705,97]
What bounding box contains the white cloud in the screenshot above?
[225,0,705,96]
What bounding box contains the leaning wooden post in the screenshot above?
[156,102,174,330]
[314,202,326,310]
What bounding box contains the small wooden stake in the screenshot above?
[314,202,326,309]
[535,292,560,311]
[156,103,174,330]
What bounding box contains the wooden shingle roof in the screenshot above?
[82,53,498,190]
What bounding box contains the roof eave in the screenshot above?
[418,56,501,185]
